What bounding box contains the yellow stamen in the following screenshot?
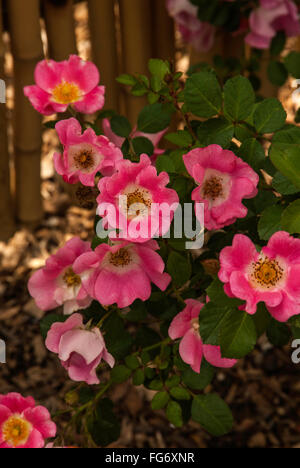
[251,257,284,289]
[52,81,81,105]
[63,267,81,287]
[2,416,32,447]
[109,248,132,268]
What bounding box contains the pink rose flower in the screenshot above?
[28,237,93,315]
[183,145,259,231]
[24,55,105,115]
[219,231,300,322]
[53,118,123,186]
[0,393,56,448]
[102,118,167,164]
[166,0,216,52]
[46,314,114,385]
[169,299,237,373]
[245,0,300,49]
[73,240,171,309]
[97,154,179,243]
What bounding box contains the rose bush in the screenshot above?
[167,0,300,97]
[22,53,300,448]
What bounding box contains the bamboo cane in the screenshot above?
[88,0,119,111]
[118,0,153,124]
[7,0,44,226]
[44,0,77,60]
[0,0,16,241]
[152,0,175,62]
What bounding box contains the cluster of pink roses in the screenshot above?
[166,0,300,51]
[24,54,300,390]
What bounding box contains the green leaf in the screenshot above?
[165,375,181,388]
[148,58,170,80]
[197,118,234,148]
[254,98,286,134]
[137,103,173,133]
[252,303,271,337]
[284,51,300,78]
[156,155,175,173]
[237,138,265,171]
[220,310,257,359]
[103,314,133,359]
[87,398,120,447]
[267,61,288,86]
[125,300,148,322]
[132,136,154,156]
[267,319,291,346]
[191,394,233,436]
[166,401,183,427]
[270,31,286,56]
[111,365,132,383]
[167,252,192,287]
[199,303,233,346]
[281,200,300,234]
[116,74,137,86]
[151,391,170,410]
[182,360,215,390]
[132,369,145,386]
[148,379,164,391]
[269,143,300,189]
[165,130,193,147]
[170,387,191,401]
[40,314,68,340]
[223,75,255,121]
[184,71,222,118]
[258,205,283,240]
[272,125,300,144]
[206,278,242,308]
[110,115,131,138]
[272,172,299,195]
[125,355,140,370]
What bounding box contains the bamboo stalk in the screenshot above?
[0,0,16,241]
[88,0,119,111]
[118,0,153,124]
[44,0,77,60]
[7,0,44,226]
[152,0,175,62]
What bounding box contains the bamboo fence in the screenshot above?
[0,0,15,241]
[0,0,297,241]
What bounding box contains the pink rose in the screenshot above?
[46,313,114,385]
[24,55,105,115]
[183,145,259,231]
[0,393,56,448]
[219,231,300,322]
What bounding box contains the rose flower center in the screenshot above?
[52,81,81,105]
[251,257,284,289]
[74,150,94,170]
[202,176,224,200]
[2,416,32,447]
[63,267,81,288]
[121,186,152,220]
[109,248,132,268]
